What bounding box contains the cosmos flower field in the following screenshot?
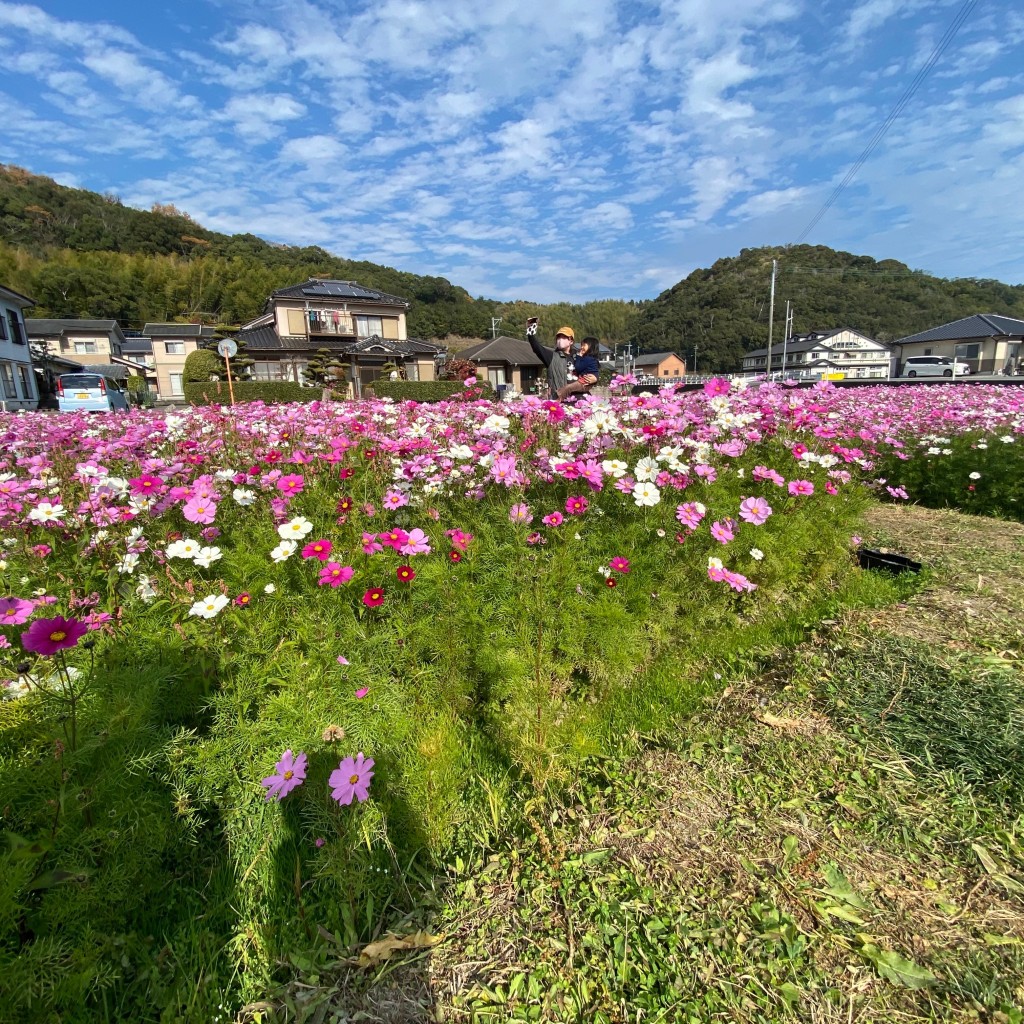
[2,379,1022,1019]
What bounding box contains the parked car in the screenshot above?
[56,373,130,413]
[902,356,970,378]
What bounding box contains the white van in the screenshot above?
[56,373,131,413]
[902,356,970,378]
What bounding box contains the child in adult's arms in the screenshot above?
[557,336,600,400]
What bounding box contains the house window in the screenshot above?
[355,316,383,338]
[17,365,32,398]
[0,363,15,399]
[487,367,506,387]
[165,341,185,355]
[923,348,931,355]
[169,372,184,397]
[662,369,669,376]
[74,341,97,354]
[253,361,282,381]
[0,314,6,341]
[955,343,980,360]
[404,360,420,381]
[7,311,25,345]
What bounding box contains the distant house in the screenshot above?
[143,323,219,400]
[235,279,443,395]
[0,284,40,409]
[26,318,127,360]
[119,336,159,394]
[742,328,892,379]
[457,337,544,393]
[633,352,687,378]
[894,314,1024,375]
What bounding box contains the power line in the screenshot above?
[793,0,977,245]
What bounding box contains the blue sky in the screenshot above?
[0,0,1021,302]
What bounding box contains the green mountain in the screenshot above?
[631,245,1024,372]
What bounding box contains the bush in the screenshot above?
[182,348,224,384]
[184,381,322,405]
[365,380,494,402]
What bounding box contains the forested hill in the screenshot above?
[632,245,1024,372]
[0,164,501,337]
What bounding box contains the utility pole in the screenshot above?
[782,301,791,379]
[693,343,698,376]
[767,258,777,377]
[490,317,502,338]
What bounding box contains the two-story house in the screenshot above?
[26,318,127,361]
[0,285,40,410]
[235,279,443,394]
[142,324,219,399]
[633,352,687,379]
[893,314,1024,375]
[742,328,893,379]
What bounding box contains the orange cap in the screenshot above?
[555,326,575,340]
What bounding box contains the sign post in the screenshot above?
[216,339,238,406]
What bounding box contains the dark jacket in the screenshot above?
[573,353,600,380]
[526,327,570,396]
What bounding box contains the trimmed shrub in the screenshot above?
[184,381,322,405]
[182,348,224,384]
[365,380,494,402]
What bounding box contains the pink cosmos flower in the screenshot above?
[329,752,375,805]
[318,563,354,587]
[302,539,333,561]
[379,529,409,551]
[234,593,252,607]
[723,569,757,593]
[490,455,518,486]
[129,474,165,496]
[526,532,546,546]
[383,489,409,509]
[710,520,735,544]
[399,528,431,556]
[509,503,533,524]
[609,557,630,574]
[445,528,473,551]
[276,474,305,495]
[542,511,563,527]
[260,749,307,802]
[738,497,772,526]
[337,655,350,666]
[565,495,589,516]
[703,378,731,396]
[83,611,113,631]
[355,686,369,698]
[182,497,217,524]
[362,532,384,555]
[21,616,89,655]
[675,503,705,530]
[788,480,814,496]
[362,588,385,607]
[0,597,34,625]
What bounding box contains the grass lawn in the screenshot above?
[266,505,1024,1023]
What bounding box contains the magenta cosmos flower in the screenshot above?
[542,511,564,527]
[260,749,307,801]
[0,597,35,626]
[788,480,815,496]
[609,557,631,574]
[329,752,375,805]
[302,538,333,560]
[565,495,589,515]
[21,616,89,655]
[362,587,385,607]
[276,474,305,495]
[318,562,354,587]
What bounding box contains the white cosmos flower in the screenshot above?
[188,594,229,619]
[634,457,660,482]
[270,540,297,563]
[136,575,158,602]
[166,539,200,560]
[601,459,628,479]
[969,472,981,480]
[750,548,764,561]
[28,501,64,524]
[277,517,313,540]
[117,553,140,575]
[632,482,661,507]
[233,487,256,506]
[264,583,276,594]
[708,556,724,571]
[194,546,223,568]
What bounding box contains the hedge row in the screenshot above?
[364,380,495,402]
[184,381,323,406]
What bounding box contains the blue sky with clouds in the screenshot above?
[0,0,1021,302]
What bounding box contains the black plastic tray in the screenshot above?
[857,548,922,574]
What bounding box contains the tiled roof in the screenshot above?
[121,338,154,355]
[347,335,442,355]
[270,279,410,307]
[895,313,1024,345]
[236,326,282,351]
[26,318,122,335]
[78,363,130,380]
[452,337,543,366]
[745,329,883,359]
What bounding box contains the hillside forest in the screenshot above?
[2,165,1022,371]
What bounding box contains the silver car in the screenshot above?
[56,373,131,413]
[902,356,970,378]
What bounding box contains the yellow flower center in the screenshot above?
[283,770,294,780]
[49,630,67,642]
[349,774,359,785]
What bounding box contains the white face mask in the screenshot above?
[556,336,572,351]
